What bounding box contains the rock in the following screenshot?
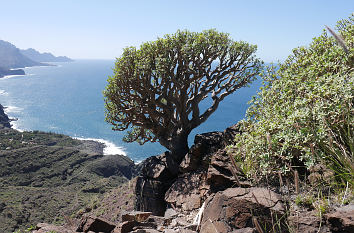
[115,220,156,233]
[135,152,179,216]
[136,125,241,217]
[207,149,244,192]
[32,223,75,233]
[131,229,160,233]
[115,220,138,233]
[179,124,240,173]
[77,215,116,232]
[165,172,206,212]
[164,208,178,218]
[179,143,206,173]
[122,211,152,222]
[288,210,330,233]
[231,227,256,233]
[200,187,285,232]
[326,204,354,232]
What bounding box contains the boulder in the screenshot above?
[122,211,152,222]
[32,223,75,233]
[165,172,207,212]
[200,187,285,232]
[76,215,116,232]
[135,152,178,216]
[180,124,240,173]
[115,220,157,233]
[326,204,354,232]
[288,210,330,233]
[207,149,245,192]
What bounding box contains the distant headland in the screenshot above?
[0,40,73,78]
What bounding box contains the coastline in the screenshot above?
[1,103,128,157]
[74,137,127,156]
[0,60,160,161]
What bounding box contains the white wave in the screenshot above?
[134,160,143,165]
[1,74,25,79]
[74,137,127,156]
[4,105,23,113]
[0,90,8,96]
[10,121,24,132]
[2,105,25,132]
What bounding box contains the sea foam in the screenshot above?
[0,90,8,96]
[74,137,127,156]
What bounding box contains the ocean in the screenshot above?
[0,59,262,162]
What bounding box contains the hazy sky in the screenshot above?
[1,0,352,61]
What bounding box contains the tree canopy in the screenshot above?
[104,29,262,160]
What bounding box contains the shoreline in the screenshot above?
[0,74,26,79]
[74,137,127,156]
[1,103,128,157]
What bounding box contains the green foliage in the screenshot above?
[104,29,262,155]
[231,15,353,186]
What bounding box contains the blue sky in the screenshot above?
[1,0,352,61]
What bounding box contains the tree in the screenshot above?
[104,29,262,161]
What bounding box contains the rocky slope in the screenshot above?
[0,108,138,233]
[33,125,354,233]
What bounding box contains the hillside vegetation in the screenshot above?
[0,127,137,233]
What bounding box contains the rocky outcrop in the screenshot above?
[135,152,179,216]
[132,124,242,231]
[326,204,354,232]
[77,216,116,232]
[200,187,285,232]
[135,124,242,217]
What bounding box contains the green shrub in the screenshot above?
[231,15,353,186]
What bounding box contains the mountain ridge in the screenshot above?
[0,40,73,78]
[20,48,73,62]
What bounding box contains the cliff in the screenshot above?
[0,40,46,69]
[0,104,11,128]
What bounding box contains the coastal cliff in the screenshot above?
[0,104,11,128]
[0,40,73,78]
[0,40,45,69]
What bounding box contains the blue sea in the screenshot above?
[0,60,262,162]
